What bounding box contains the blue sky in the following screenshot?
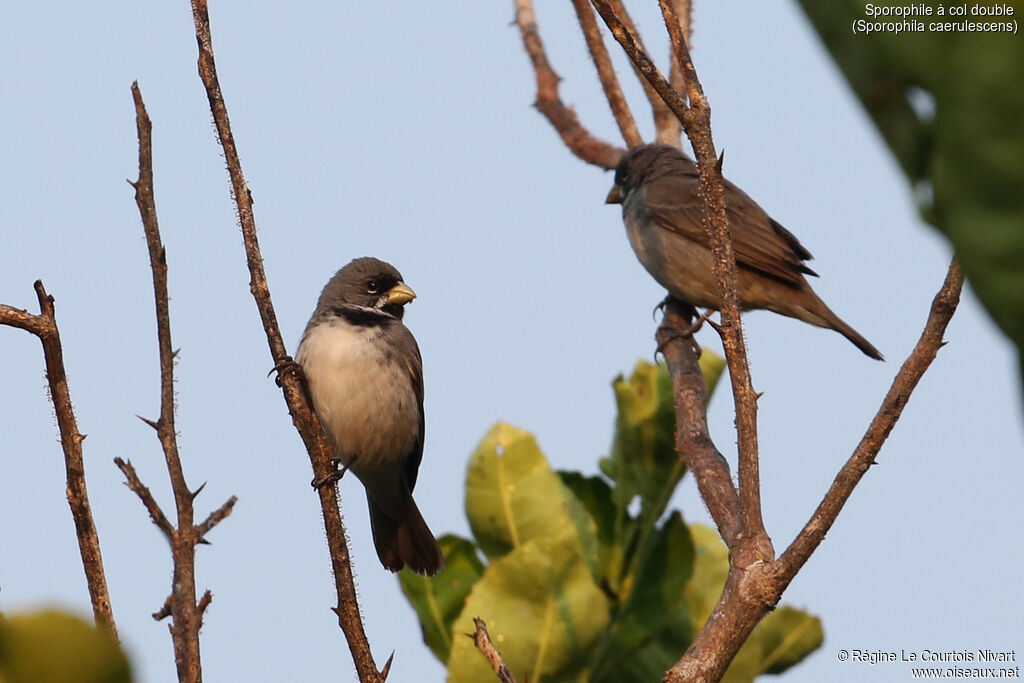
[2,1,1021,682]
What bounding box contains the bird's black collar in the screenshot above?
[330,304,398,328]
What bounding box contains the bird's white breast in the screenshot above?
[296,319,419,474]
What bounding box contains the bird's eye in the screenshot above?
[366,279,379,294]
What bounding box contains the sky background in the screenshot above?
[2,2,1021,682]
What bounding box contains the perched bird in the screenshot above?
[606,144,883,360]
[296,257,443,575]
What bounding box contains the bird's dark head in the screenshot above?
[318,257,415,320]
[606,144,693,204]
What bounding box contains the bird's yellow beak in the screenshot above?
[605,184,623,204]
[386,281,416,305]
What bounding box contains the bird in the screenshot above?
[605,144,883,360]
[296,257,444,575]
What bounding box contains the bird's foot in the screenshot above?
[656,308,716,357]
[311,457,356,490]
[652,295,699,321]
[270,357,317,407]
[269,356,305,387]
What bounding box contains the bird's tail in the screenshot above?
[798,296,884,361]
[368,493,444,576]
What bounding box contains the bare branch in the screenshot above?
[186,2,381,679]
[519,7,966,682]
[154,594,173,621]
[588,1,692,126]
[589,0,769,562]
[514,0,625,169]
[654,0,768,555]
[602,0,679,146]
[196,496,238,542]
[471,618,518,683]
[656,301,740,546]
[664,260,965,682]
[776,260,964,578]
[131,81,241,683]
[0,285,117,637]
[197,590,213,621]
[569,0,643,149]
[660,0,692,146]
[114,457,176,539]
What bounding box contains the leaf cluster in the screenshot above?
[400,358,823,681]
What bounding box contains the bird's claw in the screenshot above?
[653,295,699,322]
[655,308,716,358]
[269,357,305,387]
[311,458,353,489]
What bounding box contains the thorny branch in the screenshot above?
[776,261,965,578]
[514,3,965,681]
[569,0,642,149]
[656,301,740,546]
[656,0,770,556]
[123,82,237,683]
[472,618,518,683]
[586,0,770,559]
[0,284,117,637]
[186,2,383,681]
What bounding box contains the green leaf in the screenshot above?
[558,471,620,580]
[684,524,730,630]
[757,606,825,675]
[698,351,727,398]
[446,530,610,683]
[398,534,485,662]
[601,358,725,526]
[601,361,685,521]
[0,609,132,683]
[465,422,582,560]
[796,0,1024,371]
[558,472,616,550]
[591,511,696,682]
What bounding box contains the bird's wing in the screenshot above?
[642,172,817,287]
[392,322,426,493]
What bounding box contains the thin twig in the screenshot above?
[588,1,692,126]
[130,82,206,683]
[186,2,382,680]
[114,457,176,539]
[776,260,964,578]
[514,0,625,169]
[0,286,117,637]
[656,301,740,545]
[660,0,692,147]
[153,594,174,622]
[606,0,679,146]
[197,590,213,622]
[471,618,518,683]
[196,496,238,542]
[570,0,643,149]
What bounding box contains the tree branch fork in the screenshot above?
[514,2,965,681]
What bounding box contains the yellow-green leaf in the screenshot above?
[0,609,132,683]
[447,531,610,683]
[399,535,485,662]
[465,422,581,560]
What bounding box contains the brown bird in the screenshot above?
[606,144,883,360]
